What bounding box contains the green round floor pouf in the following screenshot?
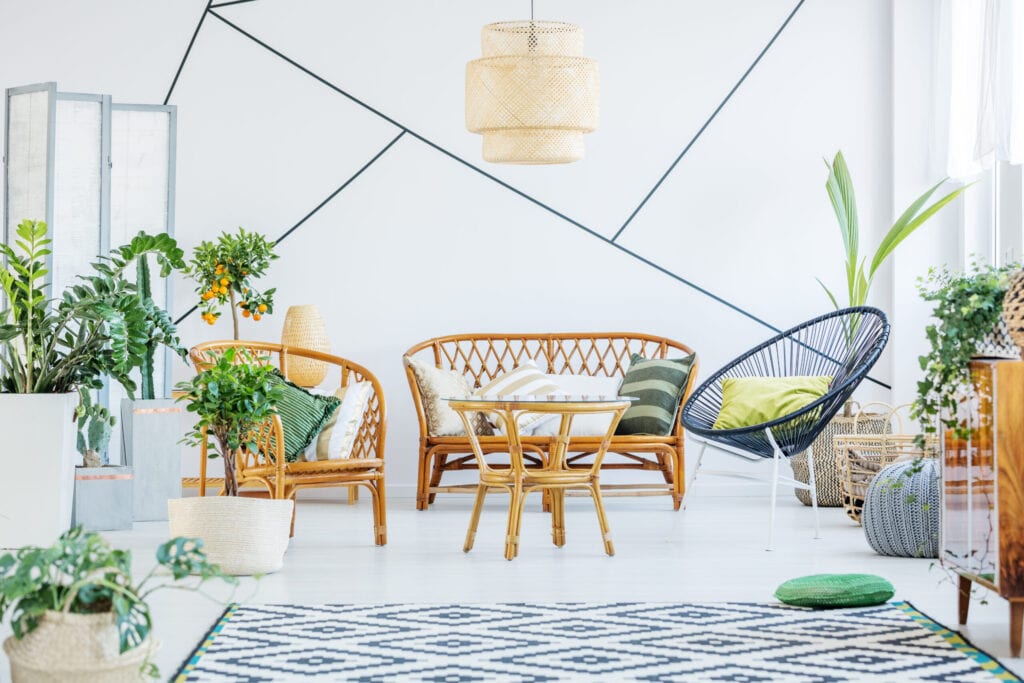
[774,573,894,608]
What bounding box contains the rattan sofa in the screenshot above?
[404,333,699,511]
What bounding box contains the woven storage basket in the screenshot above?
[1001,270,1024,354]
[791,402,892,507]
[168,496,293,575]
[834,404,939,523]
[280,304,331,387]
[4,611,157,683]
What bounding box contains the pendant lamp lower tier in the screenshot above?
[466,21,599,165]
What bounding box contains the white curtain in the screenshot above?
[940,0,1024,180]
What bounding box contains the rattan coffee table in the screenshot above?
[445,395,633,560]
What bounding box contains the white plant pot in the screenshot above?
[168,496,294,575]
[3,610,157,683]
[120,398,182,521]
[0,393,78,549]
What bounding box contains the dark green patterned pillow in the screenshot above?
[775,574,894,608]
[268,371,341,462]
[615,353,696,436]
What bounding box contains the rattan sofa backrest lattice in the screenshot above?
[189,341,388,545]
[403,332,699,511]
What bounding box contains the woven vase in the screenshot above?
[791,409,891,507]
[167,497,293,575]
[280,304,331,387]
[1002,270,1024,355]
[973,314,1021,359]
[4,611,157,683]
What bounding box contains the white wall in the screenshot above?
[0,0,895,493]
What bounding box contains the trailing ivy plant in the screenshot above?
[0,527,236,679]
[0,219,186,395]
[176,347,284,496]
[911,261,1019,442]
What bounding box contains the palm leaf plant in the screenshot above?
[0,220,186,395]
[818,150,971,312]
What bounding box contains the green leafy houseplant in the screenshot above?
[129,233,186,400]
[187,228,278,340]
[176,347,284,496]
[912,262,1019,442]
[818,151,971,310]
[0,220,186,395]
[0,527,235,679]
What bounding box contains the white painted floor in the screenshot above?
[4,485,1022,681]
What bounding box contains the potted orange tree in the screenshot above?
[171,348,294,575]
[187,228,277,339]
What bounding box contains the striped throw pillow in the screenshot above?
[268,371,342,462]
[616,353,696,436]
[475,361,560,432]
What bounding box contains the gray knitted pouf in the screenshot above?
[862,458,940,558]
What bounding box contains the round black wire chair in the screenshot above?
[681,307,890,458]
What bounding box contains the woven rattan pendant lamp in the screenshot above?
[465,3,599,164]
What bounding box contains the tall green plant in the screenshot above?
[817,151,972,309]
[176,348,284,496]
[0,527,235,679]
[0,220,186,395]
[76,389,115,467]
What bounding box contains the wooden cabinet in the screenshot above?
[943,359,1024,657]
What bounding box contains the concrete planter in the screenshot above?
[72,466,134,531]
[0,393,78,549]
[121,398,182,522]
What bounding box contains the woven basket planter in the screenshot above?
[1004,270,1024,353]
[168,497,293,575]
[791,403,891,507]
[4,610,157,683]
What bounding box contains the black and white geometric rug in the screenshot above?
[173,601,1020,682]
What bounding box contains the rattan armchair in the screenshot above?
[190,341,387,545]
[681,307,890,549]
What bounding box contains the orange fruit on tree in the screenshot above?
[257,304,267,313]
[242,309,251,318]
[220,277,229,286]
[253,313,262,321]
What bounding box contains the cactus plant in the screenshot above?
[76,389,116,467]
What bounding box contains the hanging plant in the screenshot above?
[911,261,1019,442]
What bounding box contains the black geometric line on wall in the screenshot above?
[611,0,806,243]
[172,131,408,326]
[167,6,890,389]
[163,0,212,106]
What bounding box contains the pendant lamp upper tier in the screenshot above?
[466,20,600,165]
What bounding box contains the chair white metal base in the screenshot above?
[683,428,820,551]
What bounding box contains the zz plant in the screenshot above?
[0,219,185,395]
[911,261,1019,442]
[176,347,284,496]
[0,527,235,679]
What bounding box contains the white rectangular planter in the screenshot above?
[121,398,182,521]
[0,393,78,549]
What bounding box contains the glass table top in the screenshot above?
[444,395,637,404]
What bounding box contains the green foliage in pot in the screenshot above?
[176,347,284,496]
[818,151,971,310]
[0,527,235,678]
[76,389,116,467]
[187,228,278,340]
[0,219,186,395]
[911,261,1019,441]
[129,233,186,400]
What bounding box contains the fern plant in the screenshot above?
[0,219,186,395]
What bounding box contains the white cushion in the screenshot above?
[523,374,623,437]
[474,360,560,432]
[407,358,493,437]
[303,381,373,461]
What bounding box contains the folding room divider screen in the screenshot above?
[3,82,177,462]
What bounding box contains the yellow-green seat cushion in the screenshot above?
[712,375,831,430]
[775,573,894,608]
